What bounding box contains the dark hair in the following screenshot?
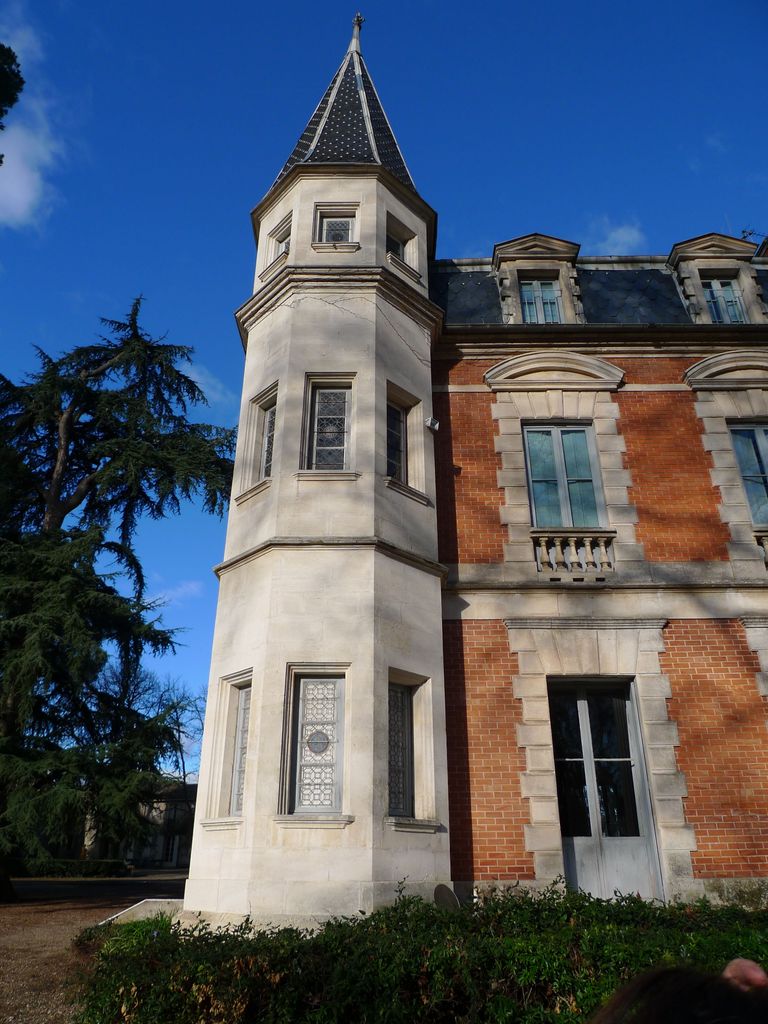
[590,967,768,1023]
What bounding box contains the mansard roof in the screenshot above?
[273,16,415,192]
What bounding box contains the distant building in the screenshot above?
[183,17,768,923]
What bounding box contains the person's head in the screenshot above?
[590,967,768,1023]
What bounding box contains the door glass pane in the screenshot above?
[555,761,591,837]
[549,692,582,758]
[587,693,631,758]
[595,762,640,837]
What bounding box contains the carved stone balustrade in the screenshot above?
[530,528,617,578]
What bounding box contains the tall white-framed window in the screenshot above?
[305,383,352,470]
[520,279,563,324]
[237,383,278,498]
[524,424,605,527]
[229,684,252,816]
[702,278,747,324]
[731,425,768,524]
[289,675,345,813]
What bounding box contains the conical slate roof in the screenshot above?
[273,16,416,192]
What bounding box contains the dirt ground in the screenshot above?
[0,875,186,1024]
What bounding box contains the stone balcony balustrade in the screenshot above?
[530,528,617,578]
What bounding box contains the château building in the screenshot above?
[183,17,768,923]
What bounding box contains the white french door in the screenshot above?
[548,682,662,899]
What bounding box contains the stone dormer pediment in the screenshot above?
[484,350,624,391]
[683,351,768,390]
[492,233,580,269]
[668,233,757,268]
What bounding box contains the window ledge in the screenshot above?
[273,814,355,829]
[384,816,443,833]
[294,470,361,482]
[385,477,431,506]
[234,478,271,505]
[258,251,288,282]
[386,251,421,282]
[200,817,243,832]
[311,242,361,254]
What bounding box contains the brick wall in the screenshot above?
[663,619,768,878]
[434,391,506,564]
[443,618,534,882]
[616,390,730,561]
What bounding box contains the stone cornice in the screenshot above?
[235,265,444,348]
[504,617,668,630]
[215,535,447,580]
[435,322,768,358]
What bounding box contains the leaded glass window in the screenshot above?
[388,684,414,817]
[260,403,276,479]
[520,280,562,324]
[524,425,602,527]
[703,279,747,324]
[319,215,354,244]
[294,677,342,812]
[307,386,350,470]
[731,426,768,524]
[229,685,251,816]
[386,402,407,482]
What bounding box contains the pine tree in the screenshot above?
[0,301,235,898]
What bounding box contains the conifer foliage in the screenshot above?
[0,300,235,897]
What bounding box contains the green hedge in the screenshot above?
[76,887,768,1023]
[14,858,129,878]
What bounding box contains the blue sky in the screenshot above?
[2,0,767,702]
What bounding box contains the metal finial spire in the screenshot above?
[349,12,364,52]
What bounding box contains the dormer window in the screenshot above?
[702,278,747,324]
[520,280,563,324]
[319,214,354,244]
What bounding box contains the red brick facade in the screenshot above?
[663,619,768,878]
[616,390,731,561]
[443,619,534,882]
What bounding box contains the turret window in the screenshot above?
[306,384,351,470]
[386,402,407,482]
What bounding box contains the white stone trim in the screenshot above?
[504,618,699,898]
[488,357,641,581]
[740,617,768,697]
[685,362,768,572]
[485,351,624,391]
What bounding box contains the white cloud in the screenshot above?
[0,4,61,229]
[148,579,205,607]
[188,363,239,409]
[585,217,646,255]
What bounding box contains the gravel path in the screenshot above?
[0,875,186,1024]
